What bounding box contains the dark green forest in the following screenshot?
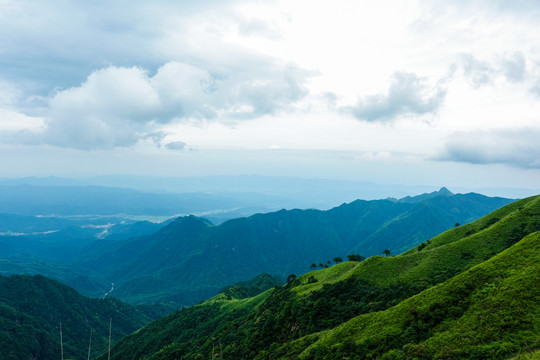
[102,195,540,359]
[76,189,513,306]
[1,192,538,359]
[0,275,161,360]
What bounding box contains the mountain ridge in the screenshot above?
[102,194,540,360]
[78,189,514,305]
[0,274,162,360]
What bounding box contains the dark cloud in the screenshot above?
[435,128,540,168]
[461,54,496,87]
[457,52,540,99]
[460,52,533,87]
[165,141,186,151]
[0,0,279,100]
[347,72,447,122]
[501,52,526,83]
[529,80,540,97]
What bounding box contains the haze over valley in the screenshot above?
[1,0,539,359]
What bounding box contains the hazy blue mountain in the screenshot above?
[0,213,171,261]
[0,176,90,187]
[0,183,296,226]
[0,214,172,298]
[77,189,514,306]
[86,174,540,203]
[3,175,538,211]
[0,184,255,216]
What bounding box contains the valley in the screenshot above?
[0,181,537,359]
[100,194,540,359]
[4,2,540,358]
[0,185,513,306]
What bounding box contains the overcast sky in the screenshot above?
[1,0,539,191]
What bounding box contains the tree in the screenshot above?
[346,254,365,262]
[333,257,343,264]
[319,263,324,268]
[383,249,391,257]
[310,263,317,269]
[455,222,460,227]
[286,274,297,283]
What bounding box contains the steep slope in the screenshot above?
[287,231,540,359]
[218,273,282,300]
[100,274,280,360]
[0,275,160,360]
[79,189,513,305]
[103,195,540,359]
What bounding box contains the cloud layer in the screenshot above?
[30,61,309,149]
[346,72,447,122]
[436,128,540,169]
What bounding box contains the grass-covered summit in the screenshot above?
[103,195,540,359]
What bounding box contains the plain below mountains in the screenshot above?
[77,188,514,305]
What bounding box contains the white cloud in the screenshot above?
[346,72,447,122]
[237,17,282,39]
[1,0,540,189]
[29,61,310,149]
[436,128,540,169]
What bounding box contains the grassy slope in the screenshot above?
[289,231,540,359]
[105,195,540,359]
[294,195,540,295]
[104,290,273,360]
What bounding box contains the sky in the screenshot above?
[1,0,540,191]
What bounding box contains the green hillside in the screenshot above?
[103,195,540,359]
[0,274,161,360]
[286,231,540,359]
[79,189,513,305]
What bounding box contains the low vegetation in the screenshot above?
[102,195,540,359]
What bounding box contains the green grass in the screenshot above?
[295,195,540,294]
[294,261,359,296]
[104,195,540,360]
[291,231,540,359]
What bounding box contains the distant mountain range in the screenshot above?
[3,175,538,212]
[102,194,540,360]
[0,183,281,222]
[76,188,514,305]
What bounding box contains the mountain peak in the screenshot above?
[397,187,454,204]
[437,187,453,195]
